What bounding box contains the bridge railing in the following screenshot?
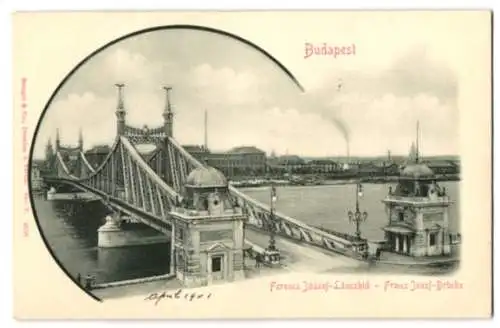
[166,137,357,252]
[383,195,452,204]
[231,185,354,247]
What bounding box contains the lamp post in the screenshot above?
[268,183,277,251]
[262,182,280,267]
[347,182,368,240]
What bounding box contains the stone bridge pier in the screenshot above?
[45,182,97,201]
[97,212,170,248]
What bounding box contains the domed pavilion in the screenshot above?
[381,123,453,258]
[169,165,246,288]
[180,166,235,214]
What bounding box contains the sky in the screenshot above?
[33,27,459,159]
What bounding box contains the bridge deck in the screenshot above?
[244,229,362,273]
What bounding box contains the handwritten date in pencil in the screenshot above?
[144,289,212,305]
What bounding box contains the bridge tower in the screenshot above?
[162,86,174,138]
[115,83,126,136]
[170,166,246,288]
[55,128,61,152]
[44,138,55,174]
[72,128,84,177]
[78,128,83,150]
[45,138,54,161]
[381,122,453,257]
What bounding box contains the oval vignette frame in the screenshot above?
[27,24,305,302]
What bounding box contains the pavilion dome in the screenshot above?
[186,166,228,188]
[400,163,435,179]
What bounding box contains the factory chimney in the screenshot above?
[204,109,208,150]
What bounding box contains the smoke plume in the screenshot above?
[293,81,351,158]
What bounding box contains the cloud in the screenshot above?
[338,92,457,156]
[185,64,268,108]
[258,46,460,156]
[58,47,178,99]
[384,46,458,101]
[306,46,458,103]
[34,41,459,159]
[35,92,115,150]
[34,47,288,158]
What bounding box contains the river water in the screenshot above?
[242,181,460,241]
[32,181,460,284]
[33,195,171,284]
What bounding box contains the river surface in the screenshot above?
[242,181,460,241]
[32,181,460,284]
[33,195,171,284]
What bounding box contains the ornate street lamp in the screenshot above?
[263,183,280,267]
[347,182,368,240]
[268,183,278,251]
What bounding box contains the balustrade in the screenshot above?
[385,195,450,203]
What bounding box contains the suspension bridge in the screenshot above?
[41,84,365,287]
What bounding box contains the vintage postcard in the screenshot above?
[12,11,492,319]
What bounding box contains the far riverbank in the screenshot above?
[231,174,460,189]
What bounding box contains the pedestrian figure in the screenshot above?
[84,275,94,290]
[375,248,382,260]
[255,253,262,268]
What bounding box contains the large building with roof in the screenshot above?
[183,144,267,178]
[178,111,267,177]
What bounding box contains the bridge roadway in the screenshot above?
[244,228,362,273]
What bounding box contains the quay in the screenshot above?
[92,273,175,290]
[229,173,460,189]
